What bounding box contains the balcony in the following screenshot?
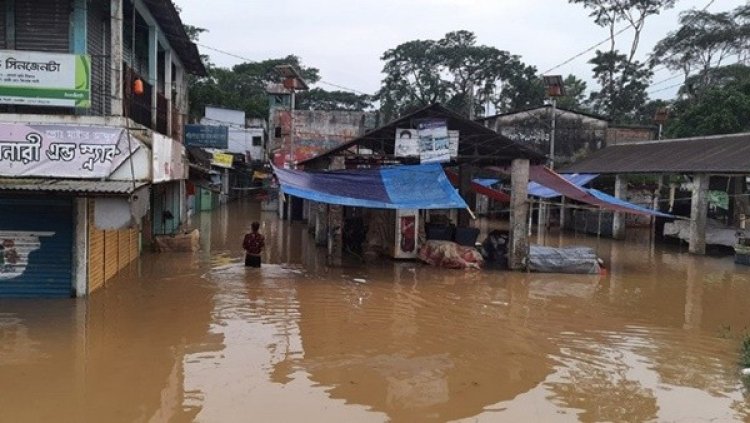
[123,63,178,142]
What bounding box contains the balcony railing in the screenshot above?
[123,63,178,142]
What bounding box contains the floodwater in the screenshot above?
[1,201,750,422]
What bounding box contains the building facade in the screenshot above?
[0,0,204,297]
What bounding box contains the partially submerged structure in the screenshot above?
[564,132,750,254]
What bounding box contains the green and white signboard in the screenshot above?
[0,50,91,108]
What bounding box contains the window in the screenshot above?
[274,127,282,138]
[252,136,262,146]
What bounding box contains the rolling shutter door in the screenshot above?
[87,200,104,293]
[0,197,73,298]
[117,229,129,271]
[103,230,118,282]
[15,0,71,53]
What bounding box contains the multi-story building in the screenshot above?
[0,0,205,297]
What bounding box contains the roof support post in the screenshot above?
[458,164,475,227]
[509,158,530,270]
[612,174,627,240]
[326,157,345,266]
[689,173,709,255]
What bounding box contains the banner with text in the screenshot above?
[0,50,91,108]
[0,123,139,178]
[417,119,450,164]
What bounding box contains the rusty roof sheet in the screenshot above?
[562,132,750,175]
[0,179,148,195]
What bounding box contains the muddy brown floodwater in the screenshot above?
[2,200,750,422]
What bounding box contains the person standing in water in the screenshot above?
[243,222,265,267]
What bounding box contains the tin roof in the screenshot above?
[562,132,750,175]
[298,103,547,167]
[142,0,206,76]
[0,179,148,195]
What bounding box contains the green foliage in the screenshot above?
[740,333,750,369]
[555,75,588,111]
[588,50,653,122]
[296,88,372,111]
[666,70,750,138]
[651,9,742,94]
[377,30,544,121]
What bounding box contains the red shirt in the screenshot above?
[243,232,265,255]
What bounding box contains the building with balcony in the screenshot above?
[0,0,205,297]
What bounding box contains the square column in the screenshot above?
[689,174,709,255]
[508,159,530,270]
[612,175,627,240]
[458,164,475,227]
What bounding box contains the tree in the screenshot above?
[651,9,740,91]
[588,50,652,121]
[570,0,675,122]
[666,76,750,137]
[555,75,588,111]
[377,30,544,120]
[296,88,372,111]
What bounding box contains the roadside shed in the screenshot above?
[563,132,750,254]
[293,103,546,269]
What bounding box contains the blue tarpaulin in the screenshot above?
[528,174,598,198]
[472,178,499,187]
[586,188,674,218]
[274,163,469,210]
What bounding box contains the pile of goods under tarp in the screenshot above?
[154,229,200,252]
[528,245,603,274]
[418,240,484,269]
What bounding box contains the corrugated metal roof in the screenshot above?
[562,132,750,175]
[0,179,148,194]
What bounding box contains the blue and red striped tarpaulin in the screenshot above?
[273,163,469,210]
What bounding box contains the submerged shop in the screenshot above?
[0,123,152,298]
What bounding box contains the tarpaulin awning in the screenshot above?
[445,171,511,203]
[488,165,674,218]
[273,163,468,210]
[528,174,598,198]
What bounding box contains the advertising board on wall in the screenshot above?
[0,123,138,178]
[185,124,229,149]
[394,209,419,259]
[0,50,91,108]
[211,152,234,168]
[395,126,459,160]
[152,133,187,183]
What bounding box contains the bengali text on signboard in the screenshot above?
[0,50,91,108]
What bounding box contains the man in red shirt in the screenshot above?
[243,221,265,267]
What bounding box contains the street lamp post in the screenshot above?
[542,75,566,233]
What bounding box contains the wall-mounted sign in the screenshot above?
[211,152,233,168]
[0,50,91,108]
[0,123,138,178]
[185,124,228,149]
[417,119,450,164]
[394,209,419,259]
[152,133,187,183]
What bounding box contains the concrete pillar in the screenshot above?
[148,26,158,129]
[327,205,343,266]
[689,174,709,255]
[457,164,474,227]
[164,49,173,137]
[314,202,327,245]
[73,198,88,297]
[612,174,627,240]
[508,159,530,270]
[110,0,124,116]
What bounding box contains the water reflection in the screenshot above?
[0,201,749,422]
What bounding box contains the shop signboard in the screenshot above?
[0,50,91,108]
[417,119,450,164]
[0,123,138,178]
[185,124,228,149]
[211,152,234,168]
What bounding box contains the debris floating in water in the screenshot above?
[353,278,367,284]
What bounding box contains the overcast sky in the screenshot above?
[175,0,746,101]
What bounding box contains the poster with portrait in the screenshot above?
[417,119,450,163]
[394,128,419,157]
[394,209,419,259]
